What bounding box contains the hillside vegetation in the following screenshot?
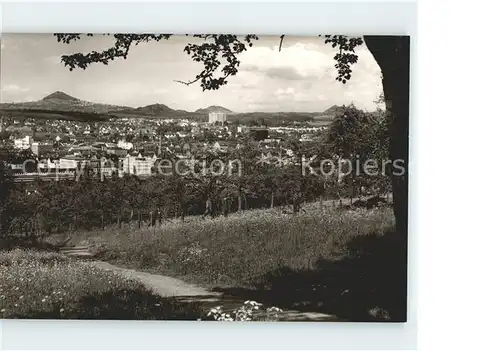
[61,202,406,321]
[87,203,393,286]
[66,202,405,321]
[0,249,204,319]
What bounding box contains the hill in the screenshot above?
[42,91,79,102]
[0,91,130,114]
[323,105,345,116]
[112,103,196,118]
[195,105,233,114]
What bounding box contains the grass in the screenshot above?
[75,202,395,289]
[0,249,204,319]
[40,201,406,321]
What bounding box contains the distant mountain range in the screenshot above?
[0,91,349,123]
[0,92,232,119]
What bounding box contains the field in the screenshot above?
[82,203,393,286]
[64,202,406,321]
[0,249,203,319]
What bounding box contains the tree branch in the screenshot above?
[54,34,363,89]
[278,35,285,52]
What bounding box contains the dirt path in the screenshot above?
[60,246,338,321]
[91,260,220,301]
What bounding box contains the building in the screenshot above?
[117,140,133,150]
[208,112,227,124]
[105,146,128,157]
[212,140,237,153]
[31,142,54,157]
[121,154,156,177]
[99,158,119,178]
[57,156,82,171]
[14,136,33,150]
[69,145,100,157]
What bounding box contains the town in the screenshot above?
[0,105,326,182]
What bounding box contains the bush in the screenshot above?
[207,300,283,321]
[0,249,203,319]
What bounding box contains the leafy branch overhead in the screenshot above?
[55,34,173,69]
[54,34,363,90]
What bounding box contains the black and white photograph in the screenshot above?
[0,34,409,322]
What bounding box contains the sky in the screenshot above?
[0,34,383,113]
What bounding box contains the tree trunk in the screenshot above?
[350,179,354,205]
[243,193,248,210]
[270,192,274,208]
[138,211,141,229]
[364,36,409,237]
[237,190,242,211]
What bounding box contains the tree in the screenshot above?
[54,34,409,236]
[0,160,14,237]
[326,104,389,202]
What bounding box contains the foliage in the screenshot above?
[207,300,283,321]
[0,249,203,319]
[82,204,394,288]
[325,104,391,199]
[0,160,14,237]
[54,34,362,90]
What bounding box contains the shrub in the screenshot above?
[207,300,283,321]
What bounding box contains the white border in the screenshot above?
[1,1,417,350]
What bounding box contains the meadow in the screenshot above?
[65,202,405,321]
[73,202,395,287]
[2,202,406,321]
[0,249,203,319]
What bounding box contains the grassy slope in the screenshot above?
[82,202,395,288]
[0,250,203,319]
[52,202,407,321]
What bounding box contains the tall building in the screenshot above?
[208,112,227,124]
